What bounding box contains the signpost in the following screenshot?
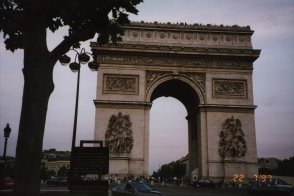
[69,140,109,195]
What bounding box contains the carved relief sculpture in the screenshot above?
[145,71,170,90]
[105,112,134,154]
[182,72,206,91]
[218,116,247,158]
[103,74,139,94]
[213,79,247,98]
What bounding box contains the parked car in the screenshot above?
[0,177,14,190]
[46,177,67,186]
[112,182,163,196]
[272,178,294,192]
[192,178,222,188]
[248,178,293,196]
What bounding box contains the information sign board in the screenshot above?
[70,146,109,175]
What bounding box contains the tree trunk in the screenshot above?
[13,4,54,195]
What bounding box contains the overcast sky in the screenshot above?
[0,0,293,174]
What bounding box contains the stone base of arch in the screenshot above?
[204,160,258,182]
[108,156,147,177]
[94,100,151,177]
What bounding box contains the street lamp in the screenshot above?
[2,123,11,161]
[59,48,99,151]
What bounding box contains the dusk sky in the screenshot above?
[0,0,293,173]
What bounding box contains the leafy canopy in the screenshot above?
[0,0,143,52]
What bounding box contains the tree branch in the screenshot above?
[49,0,117,65]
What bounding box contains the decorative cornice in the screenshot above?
[128,21,253,32]
[91,42,260,58]
[94,100,152,109]
[92,45,259,70]
[120,22,255,49]
[208,160,258,164]
[109,155,130,160]
[199,104,257,113]
[90,21,260,70]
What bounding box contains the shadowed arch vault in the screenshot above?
[150,79,201,176]
[150,79,200,112]
[91,22,260,181]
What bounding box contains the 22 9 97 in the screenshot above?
[232,174,272,183]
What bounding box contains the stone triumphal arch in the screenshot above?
[91,22,260,180]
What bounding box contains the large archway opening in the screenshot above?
[149,97,188,174]
[149,79,201,177]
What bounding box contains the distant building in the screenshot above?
[42,149,70,175]
[45,160,70,174]
[43,148,70,161]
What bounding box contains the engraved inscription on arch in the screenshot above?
[103,74,139,95]
[213,79,247,98]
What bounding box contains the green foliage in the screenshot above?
[0,0,143,52]
[153,161,186,179]
[0,1,143,193]
[259,156,294,177]
[0,0,23,51]
[57,165,69,178]
[40,166,51,181]
[0,163,15,178]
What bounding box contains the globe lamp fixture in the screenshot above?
[59,54,71,66]
[78,53,90,64]
[69,62,80,73]
[88,61,99,71]
[4,124,11,138]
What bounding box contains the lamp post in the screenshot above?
[59,48,99,151]
[2,123,11,161]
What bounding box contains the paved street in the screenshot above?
[153,185,250,196]
[1,184,294,196]
[0,185,249,196]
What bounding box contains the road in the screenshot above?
[1,184,293,196]
[153,185,250,196]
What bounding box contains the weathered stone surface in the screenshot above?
[92,22,260,180]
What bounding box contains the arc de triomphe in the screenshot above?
[91,22,260,180]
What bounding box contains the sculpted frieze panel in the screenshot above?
[103,74,139,95]
[218,116,247,158]
[96,55,252,70]
[213,79,247,98]
[105,112,134,154]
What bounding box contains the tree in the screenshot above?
[57,165,69,178]
[0,0,142,194]
[153,161,186,179]
[40,165,50,181]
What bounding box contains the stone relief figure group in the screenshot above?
[218,116,247,158]
[105,112,134,154]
